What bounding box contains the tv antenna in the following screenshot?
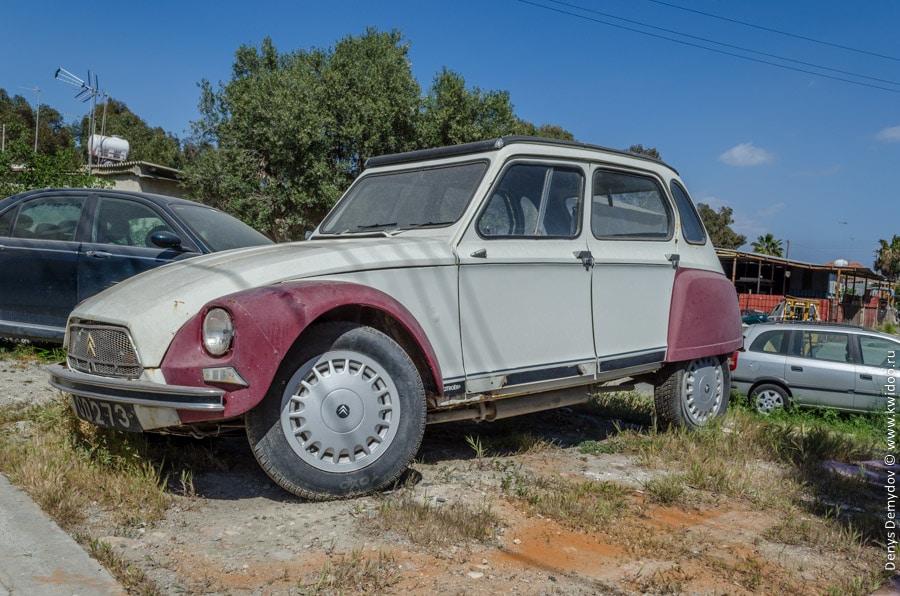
[55,68,101,172]
[17,86,40,151]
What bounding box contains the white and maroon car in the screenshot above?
[50,137,742,500]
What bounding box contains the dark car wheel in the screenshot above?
[654,356,729,430]
[749,383,789,415]
[245,322,426,500]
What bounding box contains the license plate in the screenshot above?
[71,396,142,432]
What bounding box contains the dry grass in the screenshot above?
[500,468,629,530]
[363,491,502,549]
[299,549,403,595]
[0,395,172,532]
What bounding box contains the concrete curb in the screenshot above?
[0,473,124,595]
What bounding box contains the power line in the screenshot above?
[515,0,900,93]
[542,0,900,87]
[644,0,900,63]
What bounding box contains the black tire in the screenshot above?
[749,383,789,415]
[245,322,426,500]
[654,355,730,430]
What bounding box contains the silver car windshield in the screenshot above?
[319,161,488,234]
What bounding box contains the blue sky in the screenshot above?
[4,0,898,266]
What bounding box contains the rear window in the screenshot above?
[670,181,707,244]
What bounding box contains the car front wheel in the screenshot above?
[654,356,729,430]
[245,322,426,500]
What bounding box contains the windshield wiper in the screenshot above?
[402,220,455,229]
[355,222,397,230]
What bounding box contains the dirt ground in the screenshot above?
[1,357,895,595]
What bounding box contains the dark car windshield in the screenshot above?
[318,161,487,234]
[171,204,272,251]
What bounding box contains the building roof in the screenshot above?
[715,248,883,280]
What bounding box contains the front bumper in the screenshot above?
[48,363,225,412]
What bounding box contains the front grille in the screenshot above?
[67,323,143,379]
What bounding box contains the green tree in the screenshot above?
[0,88,75,156]
[419,69,574,146]
[0,140,109,197]
[512,121,574,140]
[751,233,784,257]
[419,68,518,147]
[626,144,661,159]
[182,30,421,241]
[697,203,746,249]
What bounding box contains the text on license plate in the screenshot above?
[71,396,142,432]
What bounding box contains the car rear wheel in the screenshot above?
[749,384,788,415]
[245,322,426,500]
[654,356,729,430]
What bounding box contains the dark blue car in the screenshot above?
[0,188,272,342]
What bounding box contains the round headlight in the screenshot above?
[202,308,234,356]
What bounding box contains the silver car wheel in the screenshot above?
[681,356,725,427]
[280,350,401,473]
[751,385,787,415]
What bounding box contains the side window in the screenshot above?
[798,331,851,363]
[591,170,672,239]
[749,330,789,354]
[478,164,583,238]
[670,180,707,244]
[859,335,899,367]
[13,197,86,240]
[93,198,173,247]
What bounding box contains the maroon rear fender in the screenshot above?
[666,268,743,362]
[161,281,443,422]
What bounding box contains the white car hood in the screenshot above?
[70,237,457,367]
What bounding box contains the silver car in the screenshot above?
[731,322,898,414]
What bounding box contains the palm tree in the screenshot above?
[751,233,784,257]
[875,236,900,319]
[874,235,900,281]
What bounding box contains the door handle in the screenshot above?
[666,253,680,269]
[791,366,803,372]
[859,374,873,380]
[85,250,113,259]
[573,250,594,270]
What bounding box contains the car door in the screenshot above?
[784,329,856,409]
[456,161,595,394]
[853,333,900,412]
[586,167,676,375]
[77,195,191,303]
[0,193,88,335]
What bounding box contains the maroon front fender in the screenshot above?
[161,281,443,422]
[666,268,743,362]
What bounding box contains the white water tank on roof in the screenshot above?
[88,134,130,163]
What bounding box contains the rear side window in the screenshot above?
[797,331,851,363]
[591,170,671,239]
[670,181,707,244]
[749,330,789,354]
[12,197,86,240]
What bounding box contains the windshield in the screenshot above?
[171,204,272,251]
[318,161,488,234]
